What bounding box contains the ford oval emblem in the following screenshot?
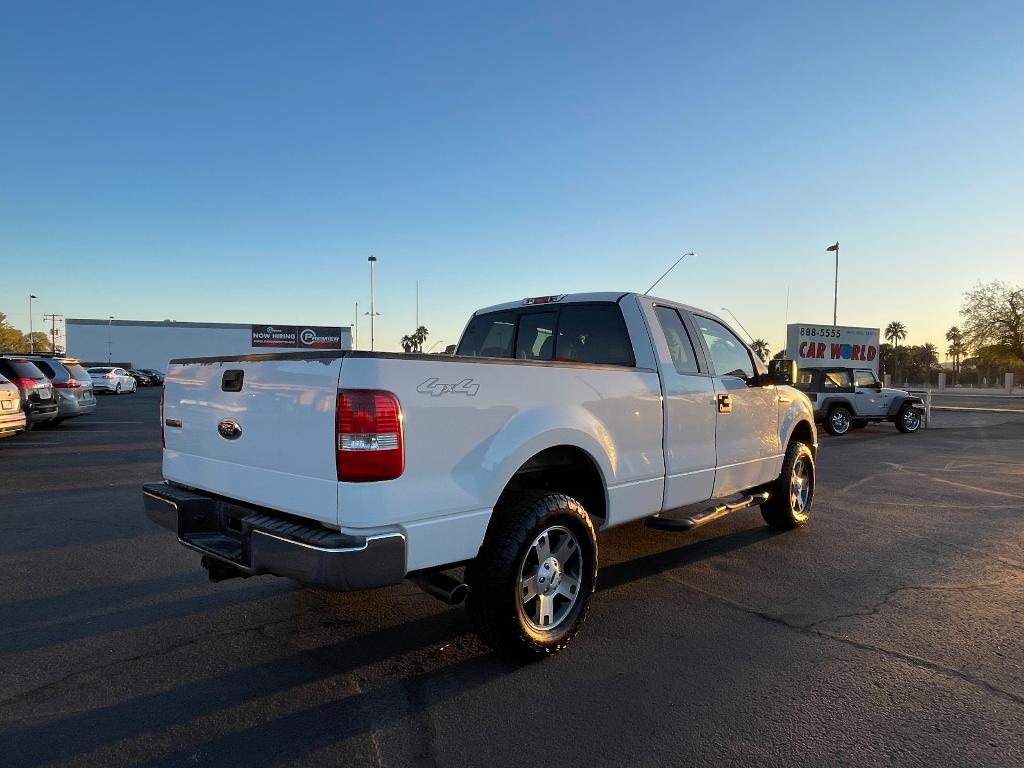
[217,419,242,440]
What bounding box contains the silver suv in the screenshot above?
[795,367,924,436]
[22,356,98,423]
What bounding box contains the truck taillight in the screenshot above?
[336,389,404,482]
[11,377,37,391]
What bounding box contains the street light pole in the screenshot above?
[644,252,697,296]
[826,242,839,326]
[107,316,114,363]
[354,302,359,351]
[28,294,37,352]
[366,256,379,351]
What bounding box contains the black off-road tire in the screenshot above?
[894,403,922,433]
[760,441,815,529]
[466,491,597,661]
[823,405,852,436]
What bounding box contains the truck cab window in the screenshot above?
[854,370,879,388]
[457,311,517,357]
[695,316,756,383]
[824,370,852,389]
[515,312,556,361]
[654,306,700,374]
[555,305,634,366]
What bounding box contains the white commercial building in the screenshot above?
[66,319,352,372]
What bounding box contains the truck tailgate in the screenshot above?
[162,354,343,526]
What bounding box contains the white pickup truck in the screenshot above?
[144,292,817,659]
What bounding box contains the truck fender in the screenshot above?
[886,394,923,417]
[778,393,817,453]
[479,404,613,512]
[818,396,855,416]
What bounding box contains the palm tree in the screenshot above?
[884,321,907,379]
[945,326,967,384]
[413,325,429,353]
[400,334,415,353]
[750,339,770,362]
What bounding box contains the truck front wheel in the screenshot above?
[760,440,815,529]
[466,491,597,661]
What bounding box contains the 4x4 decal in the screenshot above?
[416,378,480,397]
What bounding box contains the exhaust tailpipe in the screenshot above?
[412,572,469,606]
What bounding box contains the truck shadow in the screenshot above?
[0,523,776,768]
[598,522,782,592]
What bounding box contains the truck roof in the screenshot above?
[472,291,705,317]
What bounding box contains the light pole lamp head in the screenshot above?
[368,255,377,262]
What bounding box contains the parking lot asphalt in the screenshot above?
[1,388,1022,768]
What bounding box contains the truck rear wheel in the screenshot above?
[823,405,852,435]
[760,441,815,529]
[466,491,597,661]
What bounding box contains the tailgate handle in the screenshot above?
[221,370,244,392]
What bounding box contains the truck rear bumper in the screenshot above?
[143,481,406,591]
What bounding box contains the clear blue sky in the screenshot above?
[2,1,1022,355]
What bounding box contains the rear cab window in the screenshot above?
[457,312,517,358]
[516,312,557,360]
[458,302,635,367]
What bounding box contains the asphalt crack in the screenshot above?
[804,580,1017,630]
[663,574,1024,708]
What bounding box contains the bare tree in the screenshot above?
[961,281,1024,363]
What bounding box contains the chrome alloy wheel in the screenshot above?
[830,408,850,434]
[903,408,921,431]
[519,525,582,631]
[790,455,812,514]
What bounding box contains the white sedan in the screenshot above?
[87,367,137,395]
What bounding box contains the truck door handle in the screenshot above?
[778,395,791,403]
[717,394,732,413]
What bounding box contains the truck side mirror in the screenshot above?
[768,358,797,386]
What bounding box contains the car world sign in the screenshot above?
[251,325,344,350]
[785,323,880,374]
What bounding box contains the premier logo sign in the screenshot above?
[251,325,344,349]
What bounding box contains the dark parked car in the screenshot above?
[0,357,60,428]
[127,370,153,387]
[22,355,97,423]
[138,369,165,385]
